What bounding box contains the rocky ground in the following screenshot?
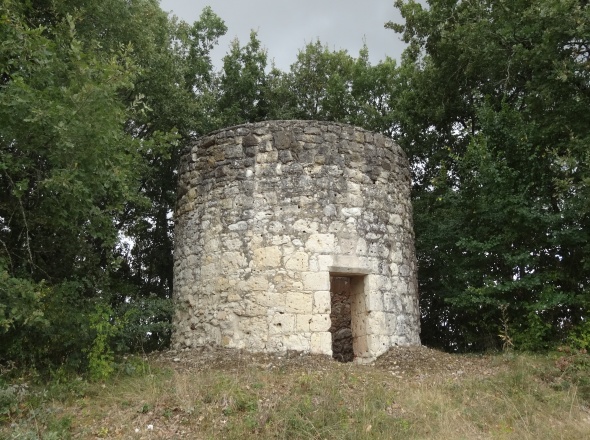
[151,345,507,380]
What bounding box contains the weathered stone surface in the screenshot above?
[173,120,420,361]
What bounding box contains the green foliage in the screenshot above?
[262,41,400,134]
[568,320,590,351]
[391,0,590,351]
[0,384,20,422]
[0,262,47,335]
[0,0,226,371]
[115,295,174,353]
[217,31,270,126]
[512,312,553,352]
[87,304,119,381]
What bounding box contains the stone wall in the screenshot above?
[173,120,420,361]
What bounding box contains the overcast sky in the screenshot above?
[159,0,408,71]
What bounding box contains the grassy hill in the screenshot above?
[2,347,589,439]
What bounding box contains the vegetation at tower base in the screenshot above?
[389,0,590,351]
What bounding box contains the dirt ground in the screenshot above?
[150,345,507,380]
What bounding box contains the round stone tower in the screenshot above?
[173,120,420,361]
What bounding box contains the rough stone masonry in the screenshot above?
[173,120,420,362]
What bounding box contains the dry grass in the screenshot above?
[2,348,590,439]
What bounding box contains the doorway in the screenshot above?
[329,274,367,362]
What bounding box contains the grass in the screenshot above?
[1,349,589,439]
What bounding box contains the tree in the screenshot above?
[389,0,590,350]
[0,0,143,366]
[0,0,228,369]
[216,31,270,126]
[270,41,400,134]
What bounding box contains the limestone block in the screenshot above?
[383,294,402,314]
[177,270,193,285]
[337,237,357,255]
[292,219,319,233]
[257,151,279,163]
[224,238,243,251]
[377,243,389,259]
[220,198,234,209]
[302,272,330,291]
[308,257,319,271]
[364,291,384,312]
[200,263,217,280]
[281,246,296,257]
[228,221,248,231]
[242,333,267,351]
[342,207,363,222]
[265,337,284,351]
[393,279,409,295]
[253,246,282,268]
[300,134,323,144]
[291,281,303,290]
[256,138,272,152]
[273,130,297,150]
[345,193,364,207]
[311,332,332,355]
[317,255,333,271]
[254,210,273,221]
[268,221,285,233]
[271,273,297,292]
[285,292,313,314]
[323,204,337,217]
[246,276,269,291]
[366,311,388,335]
[295,314,330,333]
[304,126,322,134]
[284,252,309,271]
[385,313,398,335]
[187,295,198,308]
[227,293,241,303]
[305,233,336,253]
[366,334,390,356]
[399,264,411,277]
[278,150,293,163]
[329,255,370,274]
[368,258,381,273]
[346,181,361,194]
[270,234,291,246]
[269,313,295,334]
[225,144,243,158]
[328,221,345,233]
[283,333,311,352]
[242,300,267,317]
[365,274,382,291]
[390,250,403,264]
[309,314,331,332]
[220,252,247,271]
[313,291,331,314]
[214,277,234,291]
[389,214,403,226]
[257,291,285,309]
[389,263,399,276]
[296,314,312,332]
[351,313,368,338]
[292,238,304,247]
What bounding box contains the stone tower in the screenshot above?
[173,121,420,362]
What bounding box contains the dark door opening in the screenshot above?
[329,274,368,362]
[330,276,353,362]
